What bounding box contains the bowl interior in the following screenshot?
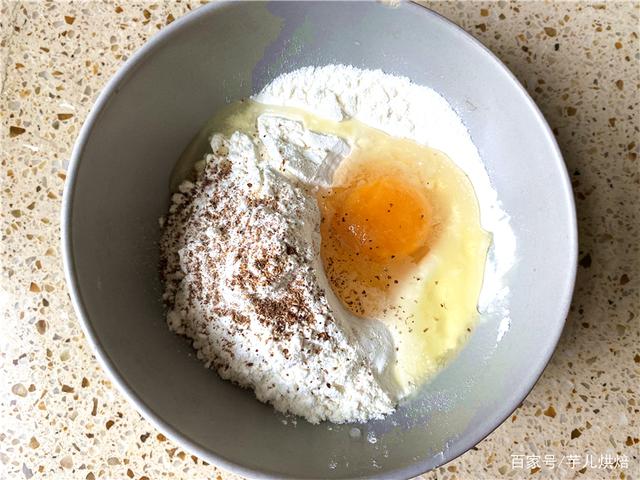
[63,2,576,479]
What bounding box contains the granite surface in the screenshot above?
[0,1,638,479]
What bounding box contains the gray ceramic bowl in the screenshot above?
[61,2,577,479]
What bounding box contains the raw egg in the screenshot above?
[317,123,490,392]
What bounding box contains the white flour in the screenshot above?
[161,65,515,425]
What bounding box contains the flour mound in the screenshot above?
[160,132,394,424]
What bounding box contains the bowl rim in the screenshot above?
[61,2,578,479]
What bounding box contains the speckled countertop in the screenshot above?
[0,1,638,479]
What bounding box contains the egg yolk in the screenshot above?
[319,167,435,318]
[331,177,431,263]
